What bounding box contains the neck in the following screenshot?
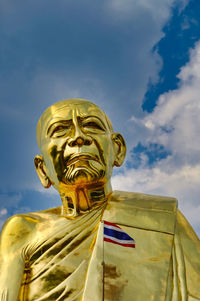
[59,181,112,218]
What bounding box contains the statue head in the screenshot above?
[34,98,126,196]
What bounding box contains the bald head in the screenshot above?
[37,98,113,148]
[34,98,126,192]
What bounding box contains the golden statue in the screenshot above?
[0,98,200,301]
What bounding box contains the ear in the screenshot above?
[34,155,52,188]
[112,133,126,167]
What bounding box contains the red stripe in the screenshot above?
[103,220,120,228]
[104,237,135,248]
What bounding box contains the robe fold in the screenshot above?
[20,204,105,301]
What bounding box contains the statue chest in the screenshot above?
[82,221,174,301]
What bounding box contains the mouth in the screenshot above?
[65,153,100,166]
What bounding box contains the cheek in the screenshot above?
[41,140,67,166]
[41,141,65,174]
[96,136,115,162]
[41,139,66,154]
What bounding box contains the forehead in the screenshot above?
[39,101,107,135]
[45,102,105,122]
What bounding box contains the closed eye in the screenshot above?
[52,125,68,133]
[47,121,72,138]
[82,121,104,131]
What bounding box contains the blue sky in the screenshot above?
[0,0,200,236]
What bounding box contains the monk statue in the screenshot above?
[0,98,200,301]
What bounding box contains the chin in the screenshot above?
[63,166,105,185]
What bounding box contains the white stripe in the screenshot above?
[104,224,125,233]
[104,234,135,245]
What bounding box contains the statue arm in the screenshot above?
[0,256,24,301]
[0,215,30,301]
[177,210,200,300]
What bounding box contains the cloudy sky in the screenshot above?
[0,0,200,236]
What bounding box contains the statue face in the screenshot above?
[38,100,122,191]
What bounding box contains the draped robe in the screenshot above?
[19,204,105,301]
[0,191,200,300]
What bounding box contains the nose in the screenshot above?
[68,111,92,147]
[68,136,92,147]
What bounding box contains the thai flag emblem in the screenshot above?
[103,221,135,248]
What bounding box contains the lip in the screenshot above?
[65,153,100,166]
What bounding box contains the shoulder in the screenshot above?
[0,207,62,247]
[105,191,177,233]
[1,212,42,232]
[0,214,36,252]
[0,211,51,254]
[1,206,62,233]
[0,208,62,257]
[111,190,177,212]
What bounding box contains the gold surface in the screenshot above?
[0,98,199,300]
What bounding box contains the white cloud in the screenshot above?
[106,0,182,23]
[112,41,200,235]
[142,42,200,163]
[0,208,7,216]
[33,182,59,196]
[0,208,8,228]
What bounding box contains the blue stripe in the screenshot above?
[104,227,134,241]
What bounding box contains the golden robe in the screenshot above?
[0,191,200,300]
